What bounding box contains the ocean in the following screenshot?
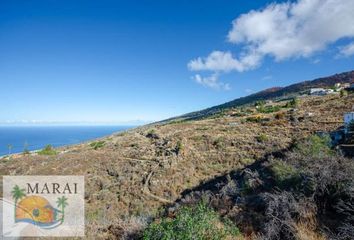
[0,125,133,156]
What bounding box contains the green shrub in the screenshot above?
[240,158,254,165]
[90,141,105,150]
[284,97,299,108]
[254,100,265,108]
[340,89,348,97]
[143,203,240,240]
[175,141,183,155]
[256,134,269,142]
[213,137,225,149]
[169,119,186,124]
[258,105,281,113]
[295,135,334,157]
[270,160,301,188]
[246,115,262,123]
[23,148,30,155]
[38,145,57,155]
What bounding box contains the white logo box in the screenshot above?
[2,175,84,237]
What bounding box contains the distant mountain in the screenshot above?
[166,70,354,121]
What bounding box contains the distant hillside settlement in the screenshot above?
[309,82,354,96]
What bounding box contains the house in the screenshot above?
[334,83,341,89]
[343,83,351,89]
[310,88,326,95]
[326,89,334,94]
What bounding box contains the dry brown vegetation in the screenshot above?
[0,93,353,239]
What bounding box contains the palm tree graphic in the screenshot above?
[11,185,26,218]
[56,196,68,223]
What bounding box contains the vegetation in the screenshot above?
[168,134,354,239]
[295,134,334,157]
[90,141,105,150]
[146,129,160,139]
[174,141,183,155]
[284,97,299,108]
[340,89,348,97]
[23,142,30,155]
[256,134,269,142]
[0,79,353,239]
[274,111,286,119]
[38,144,57,155]
[269,159,301,188]
[246,115,264,123]
[7,144,13,158]
[213,137,225,149]
[23,148,30,155]
[143,203,240,240]
[258,105,281,113]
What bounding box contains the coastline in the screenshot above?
[0,125,138,158]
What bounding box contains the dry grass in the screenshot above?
[0,93,353,238]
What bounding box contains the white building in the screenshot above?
[335,83,341,88]
[342,83,351,89]
[310,88,326,95]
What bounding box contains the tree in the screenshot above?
[23,141,30,155]
[7,144,13,157]
[56,196,68,223]
[340,89,348,98]
[11,185,26,217]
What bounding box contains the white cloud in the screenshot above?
[192,73,230,90]
[339,42,354,57]
[188,50,261,72]
[228,0,354,60]
[188,0,354,89]
[262,75,273,81]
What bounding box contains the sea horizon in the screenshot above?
[0,125,134,157]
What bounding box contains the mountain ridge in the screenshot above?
[164,70,354,122]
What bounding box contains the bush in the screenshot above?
[295,135,334,158]
[174,141,183,156]
[258,105,281,113]
[269,160,301,189]
[146,129,159,139]
[340,89,348,97]
[38,144,57,155]
[246,115,263,123]
[143,203,240,240]
[275,112,286,120]
[284,98,299,108]
[256,134,269,142]
[23,148,30,155]
[213,137,225,150]
[90,141,105,150]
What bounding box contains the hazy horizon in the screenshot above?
[1,0,354,123]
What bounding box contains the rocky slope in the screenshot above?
[0,75,353,239]
[165,70,354,121]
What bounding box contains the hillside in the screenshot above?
[165,70,354,121]
[0,72,353,239]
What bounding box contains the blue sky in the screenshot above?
[0,0,353,125]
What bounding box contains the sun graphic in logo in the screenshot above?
[11,185,68,229]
